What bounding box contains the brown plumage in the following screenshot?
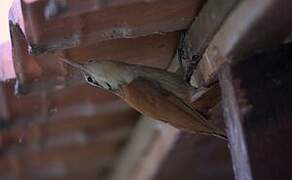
[60,57,227,140]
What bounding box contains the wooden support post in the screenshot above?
[219,43,292,180]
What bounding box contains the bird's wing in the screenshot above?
[159,82,227,139]
[115,77,226,139]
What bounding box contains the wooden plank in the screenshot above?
[18,0,203,53]
[185,0,239,86]
[187,0,239,56]
[195,0,292,85]
[219,43,292,180]
[0,142,119,179]
[0,111,137,153]
[219,64,251,180]
[9,0,187,94]
[63,32,180,69]
[109,117,171,180]
[9,14,180,94]
[0,80,131,125]
[0,81,139,179]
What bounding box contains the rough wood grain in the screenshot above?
[0,142,118,179]
[0,80,127,125]
[187,0,239,56]
[219,43,292,180]
[0,79,139,179]
[19,0,203,52]
[10,16,179,94]
[196,0,292,85]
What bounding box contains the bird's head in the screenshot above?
[60,57,128,91]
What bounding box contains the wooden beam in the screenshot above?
[18,0,203,53]
[193,0,292,85]
[219,43,292,180]
[63,32,180,69]
[187,0,239,56]
[0,142,119,179]
[109,117,171,180]
[0,80,133,125]
[0,110,137,153]
[183,0,239,86]
[9,14,180,94]
[9,0,200,94]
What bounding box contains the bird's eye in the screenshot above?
[85,75,102,88]
[87,76,93,83]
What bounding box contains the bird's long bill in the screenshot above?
[59,56,91,74]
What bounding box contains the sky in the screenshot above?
[0,0,13,43]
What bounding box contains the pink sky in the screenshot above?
[0,0,13,43]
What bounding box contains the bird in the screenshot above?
[59,57,227,140]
